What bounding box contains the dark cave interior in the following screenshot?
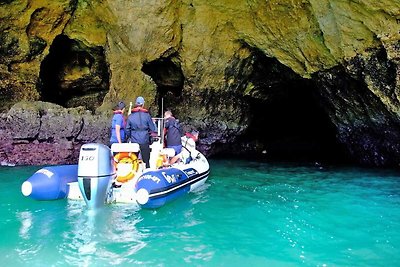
[39,34,109,111]
[227,48,351,164]
[141,53,184,116]
[243,84,350,164]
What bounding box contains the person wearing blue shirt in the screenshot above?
[125,96,156,168]
[110,101,126,146]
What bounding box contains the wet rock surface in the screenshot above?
[0,102,109,166]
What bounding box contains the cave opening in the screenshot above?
[140,47,350,164]
[232,49,351,164]
[245,83,350,164]
[141,53,184,115]
[39,34,109,111]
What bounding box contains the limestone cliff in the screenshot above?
[0,0,399,166]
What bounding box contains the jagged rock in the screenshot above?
[314,56,400,166]
[76,112,110,144]
[0,101,111,165]
[0,1,399,166]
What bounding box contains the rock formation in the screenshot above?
[0,0,399,166]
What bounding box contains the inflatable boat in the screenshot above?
[21,119,210,209]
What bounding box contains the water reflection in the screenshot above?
[15,200,148,266]
[16,210,37,264]
[16,207,58,265]
[18,211,33,239]
[14,183,212,266]
[61,201,147,266]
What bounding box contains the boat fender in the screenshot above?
[156,154,164,169]
[114,152,139,182]
[136,188,149,205]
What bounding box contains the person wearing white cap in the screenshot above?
[180,130,200,164]
[125,96,156,168]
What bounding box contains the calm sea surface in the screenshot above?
[1,159,400,267]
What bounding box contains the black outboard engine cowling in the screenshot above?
[77,143,115,209]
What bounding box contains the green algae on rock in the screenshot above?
[0,0,400,166]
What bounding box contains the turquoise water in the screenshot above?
[1,160,400,267]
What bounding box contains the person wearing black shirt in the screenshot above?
[164,110,182,164]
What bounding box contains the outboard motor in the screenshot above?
[77,143,115,209]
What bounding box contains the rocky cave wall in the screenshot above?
[0,0,400,166]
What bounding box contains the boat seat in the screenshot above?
[111,143,140,153]
[160,148,176,158]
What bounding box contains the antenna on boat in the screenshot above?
[160,97,164,146]
[128,101,133,115]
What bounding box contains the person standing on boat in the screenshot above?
[110,101,126,146]
[163,110,183,165]
[125,96,156,168]
[181,130,199,163]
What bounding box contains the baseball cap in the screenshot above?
[136,96,145,105]
[117,101,126,109]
